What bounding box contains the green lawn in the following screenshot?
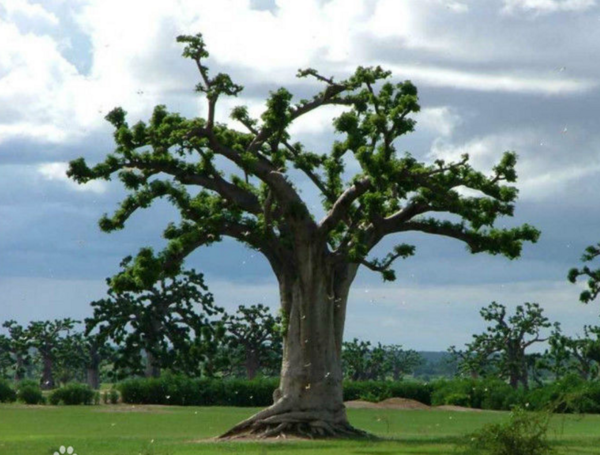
[1,404,600,454]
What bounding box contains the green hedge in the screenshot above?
[116,374,600,414]
[0,379,16,403]
[119,376,279,406]
[431,378,522,410]
[49,383,95,405]
[118,375,434,407]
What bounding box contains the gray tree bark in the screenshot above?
[221,250,367,439]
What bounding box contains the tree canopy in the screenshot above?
[86,262,224,378]
[67,33,539,293]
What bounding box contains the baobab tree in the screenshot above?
[460,302,553,390]
[68,33,539,438]
[86,262,223,378]
[27,319,76,390]
[223,304,282,379]
[2,321,32,383]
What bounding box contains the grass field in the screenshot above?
[2,404,600,455]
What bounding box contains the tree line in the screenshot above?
[0,267,423,389]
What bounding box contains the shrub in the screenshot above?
[431,378,518,410]
[459,407,553,455]
[108,388,119,404]
[17,381,44,405]
[444,393,470,407]
[0,380,16,403]
[49,383,95,405]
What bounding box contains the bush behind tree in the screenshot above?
[0,379,16,403]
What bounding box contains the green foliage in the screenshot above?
[118,375,279,407]
[17,381,44,405]
[86,266,225,378]
[459,407,553,455]
[2,320,32,381]
[0,379,16,403]
[431,378,518,410]
[26,318,78,389]
[568,243,600,303]
[67,32,538,295]
[547,324,600,381]
[342,339,423,381]
[221,304,282,379]
[49,383,95,405]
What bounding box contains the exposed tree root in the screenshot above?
[219,405,375,440]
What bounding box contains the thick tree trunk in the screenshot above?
[221,255,367,439]
[14,356,24,383]
[245,347,260,380]
[41,356,55,390]
[87,346,101,389]
[145,351,161,378]
[87,368,100,390]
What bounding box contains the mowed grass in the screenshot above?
[2,404,600,455]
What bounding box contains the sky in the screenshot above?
[1,0,600,351]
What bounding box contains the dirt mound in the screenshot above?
[436,405,483,412]
[345,397,430,410]
[345,400,383,409]
[379,397,431,410]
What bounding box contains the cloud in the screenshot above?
[38,162,107,193]
[429,130,600,201]
[417,107,462,137]
[502,0,597,14]
[0,0,59,26]
[378,63,596,95]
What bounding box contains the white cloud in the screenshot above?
[0,0,59,26]
[429,130,600,201]
[378,63,596,95]
[417,107,462,137]
[38,162,107,194]
[502,0,596,14]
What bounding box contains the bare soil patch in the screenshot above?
[345,398,430,410]
[93,405,173,414]
[436,405,483,412]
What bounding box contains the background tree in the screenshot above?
[0,335,11,380]
[222,304,282,379]
[2,320,32,383]
[448,345,495,379]
[86,263,224,378]
[53,332,113,389]
[27,319,77,390]
[54,331,87,385]
[460,302,553,390]
[569,243,600,303]
[342,339,388,381]
[548,325,600,381]
[67,33,539,438]
[384,345,423,381]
